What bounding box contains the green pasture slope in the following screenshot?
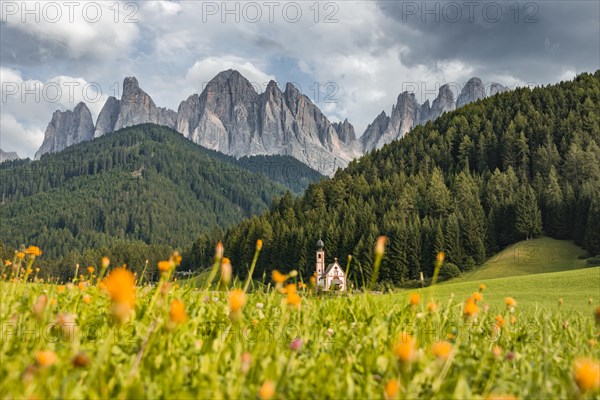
[415,238,599,313]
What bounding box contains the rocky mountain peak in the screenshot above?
[0,148,20,162]
[332,118,357,144]
[35,102,95,159]
[489,82,509,96]
[427,83,456,121]
[122,76,141,98]
[457,77,486,108]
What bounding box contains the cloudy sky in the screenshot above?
[1,0,598,158]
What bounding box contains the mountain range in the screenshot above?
[33,71,507,175]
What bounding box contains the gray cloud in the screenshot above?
[377,0,599,84]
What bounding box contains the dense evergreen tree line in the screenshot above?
[0,124,321,278]
[187,71,600,286]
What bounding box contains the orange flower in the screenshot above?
[505,297,517,308]
[432,341,452,360]
[4,260,12,267]
[229,289,246,313]
[158,260,174,273]
[436,251,445,265]
[24,246,42,257]
[16,252,25,260]
[409,292,421,306]
[494,315,505,328]
[479,283,486,292]
[375,236,387,256]
[258,380,275,400]
[220,258,232,284]
[283,283,297,294]
[393,333,416,363]
[427,302,438,313]
[472,292,483,302]
[286,291,302,308]
[32,295,48,318]
[102,268,136,308]
[169,299,187,324]
[463,298,479,318]
[272,270,286,284]
[256,239,263,251]
[101,257,110,268]
[492,346,502,359]
[215,242,224,260]
[384,379,400,400]
[35,350,57,367]
[87,266,94,274]
[573,358,600,392]
[170,251,182,266]
[82,294,92,304]
[57,285,66,293]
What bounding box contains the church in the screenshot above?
[315,239,346,291]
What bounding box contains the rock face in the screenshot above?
[360,91,423,151]
[35,71,513,174]
[0,149,20,162]
[177,70,359,175]
[456,77,486,108]
[489,83,509,96]
[428,84,456,121]
[94,77,177,138]
[94,96,121,137]
[34,102,95,159]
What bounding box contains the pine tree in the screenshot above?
[515,184,542,240]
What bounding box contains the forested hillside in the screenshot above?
[0,124,323,276]
[189,71,600,286]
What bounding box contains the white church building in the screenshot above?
[315,239,346,291]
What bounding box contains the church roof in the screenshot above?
[324,260,344,275]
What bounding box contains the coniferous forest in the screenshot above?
[187,71,600,286]
[0,124,322,278]
[1,72,599,284]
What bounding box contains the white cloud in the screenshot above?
[0,113,44,158]
[0,67,109,157]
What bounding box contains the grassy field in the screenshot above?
[450,237,589,282]
[409,267,600,313]
[1,245,599,399]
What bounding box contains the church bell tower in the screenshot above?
[316,238,325,277]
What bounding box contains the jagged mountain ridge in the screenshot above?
[0,149,20,163]
[360,79,508,151]
[35,70,509,173]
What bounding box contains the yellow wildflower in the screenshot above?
[409,292,421,306]
[384,379,400,400]
[393,333,416,363]
[258,380,275,400]
[35,350,57,367]
[573,358,600,392]
[169,299,187,324]
[272,270,286,284]
[432,341,452,360]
